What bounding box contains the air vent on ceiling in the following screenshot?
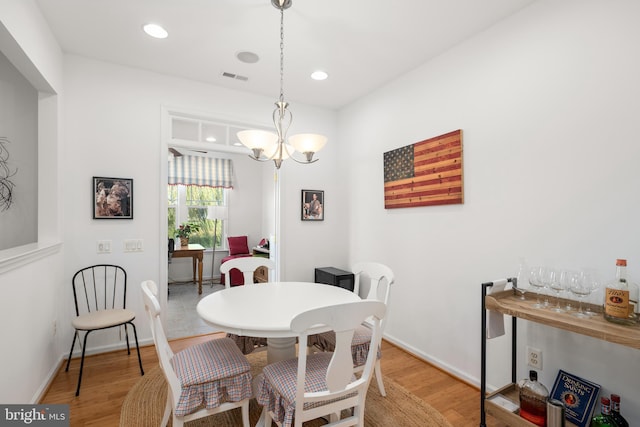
[221,71,249,82]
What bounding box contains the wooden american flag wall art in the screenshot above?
[383,129,463,209]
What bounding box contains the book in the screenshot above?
[549,369,601,427]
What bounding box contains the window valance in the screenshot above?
[168,156,234,188]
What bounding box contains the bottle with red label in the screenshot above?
[610,394,629,427]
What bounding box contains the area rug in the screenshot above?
[120,350,452,426]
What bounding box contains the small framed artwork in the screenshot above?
[93,177,133,219]
[301,189,324,221]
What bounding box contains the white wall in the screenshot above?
[340,0,640,420]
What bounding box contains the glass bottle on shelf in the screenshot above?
[590,397,615,427]
[610,394,629,427]
[603,259,639,325]
[519,370,548,426]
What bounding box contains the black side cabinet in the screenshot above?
[314,267,355,292]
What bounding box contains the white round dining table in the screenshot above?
[196,281,361,363]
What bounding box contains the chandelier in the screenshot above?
[237,0,327,169]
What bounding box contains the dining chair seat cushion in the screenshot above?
[71,308,136,331]
[257,352,355,427]
[170,337,253,416]
[311,325,380,366]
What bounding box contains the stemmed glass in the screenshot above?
[559,270,575,312]
[528,266,546,308]
[580,269,599,317]
[548,269,566,312]
[569,271,591,317]
[539,267,554,308]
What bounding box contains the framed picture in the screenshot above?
[93,177,133,219]
[301,189,324,221]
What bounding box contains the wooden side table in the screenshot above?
[172,243,205,294]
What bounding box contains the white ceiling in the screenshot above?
[35,0,536,110]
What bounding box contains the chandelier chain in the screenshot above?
[279,6,285,103]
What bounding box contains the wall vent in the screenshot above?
[221,71,249,82]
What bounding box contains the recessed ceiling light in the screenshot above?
[236,51,260,64]
[205,136,217,142]
[143,23,168,39]
[311,70,328,81]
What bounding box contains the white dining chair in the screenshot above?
[141,280,253,427]
[310,262,395,396]
[220,256,275,288]
[256,299,387,427]
[220,256,275,354]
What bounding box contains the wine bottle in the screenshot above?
[591,397,615,427]
[610,394,629,427]
[519,370,548,426]
[603,259,639,325]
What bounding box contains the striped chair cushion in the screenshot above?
[311,325,380,366]
[171,337,252,416]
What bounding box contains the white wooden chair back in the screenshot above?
[352,262,394,326]
[220,256,275,288]
[292,300,386,426]
[141,280,182,413]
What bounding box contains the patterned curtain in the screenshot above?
[168,155,234,188]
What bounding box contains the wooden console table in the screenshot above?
[172,243,205,294]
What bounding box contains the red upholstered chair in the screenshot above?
[219,236,252,286]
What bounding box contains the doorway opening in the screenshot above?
[160,107,279,339]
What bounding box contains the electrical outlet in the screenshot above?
[527,346,542,370]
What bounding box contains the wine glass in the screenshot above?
[528,266,545,308]
[539,267,554,308]
[569,271,591,317]
[559,270,575,311]
[580,269,600,317]
[548,269,566,312]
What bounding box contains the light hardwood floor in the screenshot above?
[41,334,507,426]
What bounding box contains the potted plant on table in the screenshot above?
[175,222,201,247]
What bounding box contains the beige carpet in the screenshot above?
[120,350,452,426]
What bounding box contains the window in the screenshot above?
[168,185,228,249]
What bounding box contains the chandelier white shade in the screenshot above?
[289,134,328,161]
[237,130,278,156]
[238,0,327,169]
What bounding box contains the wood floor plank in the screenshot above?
[41,334,508,426]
